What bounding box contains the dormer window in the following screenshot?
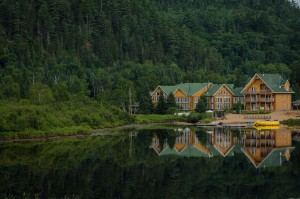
[286,85,289,91]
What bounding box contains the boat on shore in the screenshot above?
[252,120,280,126]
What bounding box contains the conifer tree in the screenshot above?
[139,93,154,114]
[156,93,167,114]
[195,95,207,113]
[166,92,176,109]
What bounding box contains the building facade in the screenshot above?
[151,83,211,111]
[150,73,293,111]
[241,74,294,111]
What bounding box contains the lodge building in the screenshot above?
[150,73,294,111]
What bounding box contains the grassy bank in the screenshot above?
[0,99,187,141]
[0,98,134,141]
[134,114,185,124]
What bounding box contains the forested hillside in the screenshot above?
[0,0,299,126]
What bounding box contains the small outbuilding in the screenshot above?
[292,100,300,110]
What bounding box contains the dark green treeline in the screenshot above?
[0,0,300,104]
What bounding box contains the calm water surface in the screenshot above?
[1,126,300,198]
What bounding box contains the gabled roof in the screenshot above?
[159,145,179,156]
[206,84,235,96]
[242,147,295,169]
[156,83,211,96]
[180,145,211,157]
[230,87,244,97]
[213,144,235,157]
[242,74,294,93]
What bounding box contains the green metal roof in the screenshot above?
[159,145,179,156]
[256,74,294,93]
[180,145,211,157]
[242,147,295,169]
[257,147,295,168]
[159,83,210,96]
[207,145,222,157]
[229,87,244,97]
[206,84,235,96]
[292,100,300,104]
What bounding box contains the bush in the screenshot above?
[187,113,202,123]
[167,107,178,114]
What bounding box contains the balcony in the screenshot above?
[259,98,275,102]
[245,98,258,102]
[245,98,275,103]
[244,90,273,95]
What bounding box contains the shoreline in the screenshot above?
[1,111,299,142]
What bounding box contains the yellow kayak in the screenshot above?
[252,120,280,126]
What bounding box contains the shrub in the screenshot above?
[167,107,178,114]
[187,113,202,123]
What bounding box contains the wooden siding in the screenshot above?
[274,94,292,110]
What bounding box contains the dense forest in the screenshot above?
[0,0,300,133]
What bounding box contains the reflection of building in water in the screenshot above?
[242,126,294,168]
[150,127,294,168]
[207,128,239,157]
[150,134,161,155]
[150,128,212,157]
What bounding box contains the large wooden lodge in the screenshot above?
[150,73,294,111]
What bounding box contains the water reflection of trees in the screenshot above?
[0,127,299,198]
[150,127,295,169]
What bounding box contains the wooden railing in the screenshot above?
[244,90,273,95]
[245,98,274,102]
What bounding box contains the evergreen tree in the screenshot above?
[139,93,154,114]
[156,93,167,114]
[195,95,207,113]
[166,92,176,108]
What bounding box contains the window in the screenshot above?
[216,97,222,103]
[183,104,189,110]
[224,97,231,103]
[183,98,189,103]
[194,97,199,103]
[224,91,228,95]
[217,104,222,110]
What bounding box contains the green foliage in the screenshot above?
[187,112,203,123]
[138,92,154,114]
[156,93,167,114]
[135,114,183,123]
[233,101,244,113]
[0,0,299,138]
[195,95,207,113]
[28,83,55,105]
[0,98,134,139]
[52,82,71,101]
[281,119,300,125]
[167,107,178,114]
[166,92,177,108]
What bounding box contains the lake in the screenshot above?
[1,125,300,198]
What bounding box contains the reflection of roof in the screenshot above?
[159,83,210,96]
[180,145,211,157]
[242,147,295,169]
[208,145,222,156]
[159,145,179,156]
